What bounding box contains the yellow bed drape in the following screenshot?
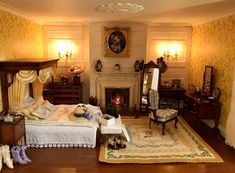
[8,68,52,111]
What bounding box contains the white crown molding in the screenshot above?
[43,21,89,27]
[0,1,42,24]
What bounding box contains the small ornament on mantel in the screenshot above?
[157,57,167,73]
[114,64,120,71]
[134,60,144,72]
[134,60,140,72]
[95,59,103,72]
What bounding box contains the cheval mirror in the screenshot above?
[203,65,214,97]
[139,61,159,112]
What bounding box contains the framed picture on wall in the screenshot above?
[103,27,130,57]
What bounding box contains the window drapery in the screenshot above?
[226,68,235,148]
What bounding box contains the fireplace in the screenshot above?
[95,71,140,110]
[105,88,130,111]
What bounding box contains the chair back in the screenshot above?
[148,89,159,110]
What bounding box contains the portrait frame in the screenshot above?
[103,27,130,57]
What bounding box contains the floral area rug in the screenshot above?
[99,116,223,163]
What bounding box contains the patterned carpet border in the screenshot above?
[99,116,223,164]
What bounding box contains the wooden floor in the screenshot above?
[2,111,235,173]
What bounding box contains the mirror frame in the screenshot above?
[139,61,159,112]
[203,65,214,97]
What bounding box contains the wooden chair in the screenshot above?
[147,89,178,135]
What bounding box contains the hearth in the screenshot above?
[95,71,140,110]
[105,88,130,111]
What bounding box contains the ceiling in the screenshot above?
[0,0,235,26]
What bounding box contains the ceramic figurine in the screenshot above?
[157,57,167,73]
[114,64,120,71]
[134,60,140,72]
[95,59,103,72]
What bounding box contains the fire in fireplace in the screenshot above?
[105,88,130,111]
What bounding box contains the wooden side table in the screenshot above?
[0,116,25,144]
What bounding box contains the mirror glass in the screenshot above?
[203,65,213,96]
[139,61,159,112]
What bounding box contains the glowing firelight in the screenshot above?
[111,95,124,105]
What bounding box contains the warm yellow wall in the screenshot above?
[189,15,235,128]
[0,10,44,111]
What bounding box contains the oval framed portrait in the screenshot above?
[108,31,126,53]
[103,27,130,57]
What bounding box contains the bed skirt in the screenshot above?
[25,123,97,148]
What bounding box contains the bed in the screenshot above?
[0,59,100,148]
[24,103,101,148]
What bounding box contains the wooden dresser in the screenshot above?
[185,92,222,129]
[43,82,83,104]
[0,116,25,144]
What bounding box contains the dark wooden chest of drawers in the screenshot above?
[43,82,83,104]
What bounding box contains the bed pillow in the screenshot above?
[20,97,46,120]
[21,109,40,120]
[23,96,35,107]
[42,100,57,112]
[31,101,56,119]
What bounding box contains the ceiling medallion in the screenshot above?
[96,2,144,13]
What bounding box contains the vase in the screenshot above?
[95,60,103,72]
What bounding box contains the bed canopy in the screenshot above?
[0,58,59,114]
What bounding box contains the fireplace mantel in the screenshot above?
[96,71,140,110]
[96,71,138,75]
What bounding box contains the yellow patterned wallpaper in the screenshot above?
[189,15,235,128]
[0,10,44,111]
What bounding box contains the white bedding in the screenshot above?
[25,104,101,148]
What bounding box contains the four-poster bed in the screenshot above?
[0,58,59,114]
[0,58,99,148]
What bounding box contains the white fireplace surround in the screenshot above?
[96,72,140,110]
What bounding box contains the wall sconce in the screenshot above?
[54,40,75,66]
[58,50,72,60]
[155,40,185,62]
[162,50,178,61]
